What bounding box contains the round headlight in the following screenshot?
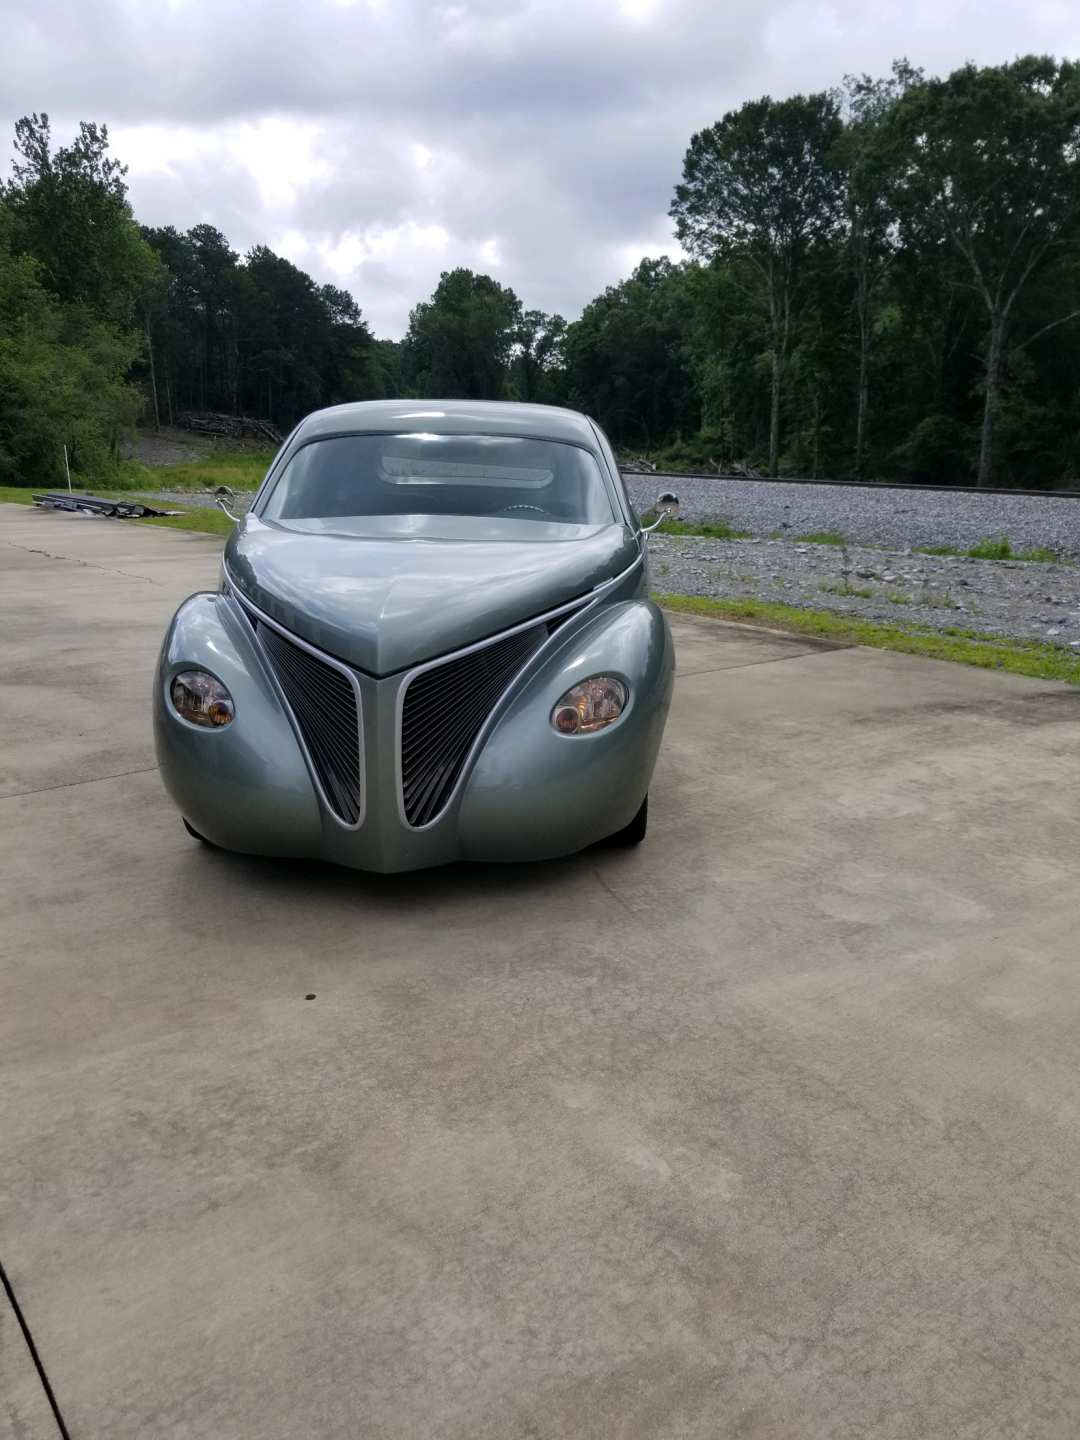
[550,676,627,735]
[170,671,235,728]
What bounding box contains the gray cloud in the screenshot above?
[4,0,1078,336]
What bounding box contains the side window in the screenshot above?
[590,422,637,527]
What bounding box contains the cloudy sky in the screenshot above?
[4,0,1078,337]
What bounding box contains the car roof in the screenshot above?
[294,399,601,449]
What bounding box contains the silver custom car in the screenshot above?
[154,400,676,873]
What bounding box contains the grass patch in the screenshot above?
[658,592,1080,686]
[917,537,1060,564]
[794,530,848,546]
[642,512,748,540]
[140,506,236,537]
[885,591,912,605]
[123,447,276,493]
[966,537,1014,561]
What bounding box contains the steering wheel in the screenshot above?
[496,503,549,517]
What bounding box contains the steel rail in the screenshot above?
[621,470,1080,501]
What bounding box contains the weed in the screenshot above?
[819,580,872,598]
[885,591,911,605]
[921,588,959,609]
[795,530,848,546]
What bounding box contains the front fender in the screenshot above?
[458,600,674,861]
[153,593,323,856]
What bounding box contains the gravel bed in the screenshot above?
[649,534,1080,646]
[624,473,1080,560]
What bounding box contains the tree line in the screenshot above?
[3,55,1080,490]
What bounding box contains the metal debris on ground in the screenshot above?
[32,493,183,519]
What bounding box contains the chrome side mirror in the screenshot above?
[641,492,680,533]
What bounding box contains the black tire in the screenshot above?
[182,817,211,845]
[606,794,648,847]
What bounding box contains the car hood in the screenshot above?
[225,515,639,675]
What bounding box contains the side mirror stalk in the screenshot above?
[641,491,680,533]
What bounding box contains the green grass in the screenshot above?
[123,447,276,493]
[658,592,1080,686]
[916,537,1060,564]
[140,506,236,536]
[885,591,912,606]
[794,530,848,546]
[642,512,749,540]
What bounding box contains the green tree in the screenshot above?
[2,115,151,484]
[4,112,158,324]
[318,283,382,405]
[671,93,845,474]
[0,205,140,484]
[511,310,567,403]
[564,258,697,451]
[884,57,1080,485]
[836,63,921,474]
[401,269,522,398]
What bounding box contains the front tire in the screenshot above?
[606,794,648,847]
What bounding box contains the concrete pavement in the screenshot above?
[4,501,1080,1439]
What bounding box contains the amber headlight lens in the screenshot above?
[551,676,627,735]
[170,671,235,728]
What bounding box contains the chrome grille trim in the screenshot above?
[228,587,365,829]
[395,593,593,831]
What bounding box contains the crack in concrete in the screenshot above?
[1,1258,72,1439]
[1,535,162,586]
[0,764,160,803]
[678,647,853,678]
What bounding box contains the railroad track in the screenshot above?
[621,469,1080,501]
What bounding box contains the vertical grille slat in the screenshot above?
[400,623,549,827]
[256,621,363,825]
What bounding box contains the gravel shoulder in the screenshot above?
[624,472,1080,560]
[649,533,1080,646]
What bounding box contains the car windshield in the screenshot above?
[259,433,617,527]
